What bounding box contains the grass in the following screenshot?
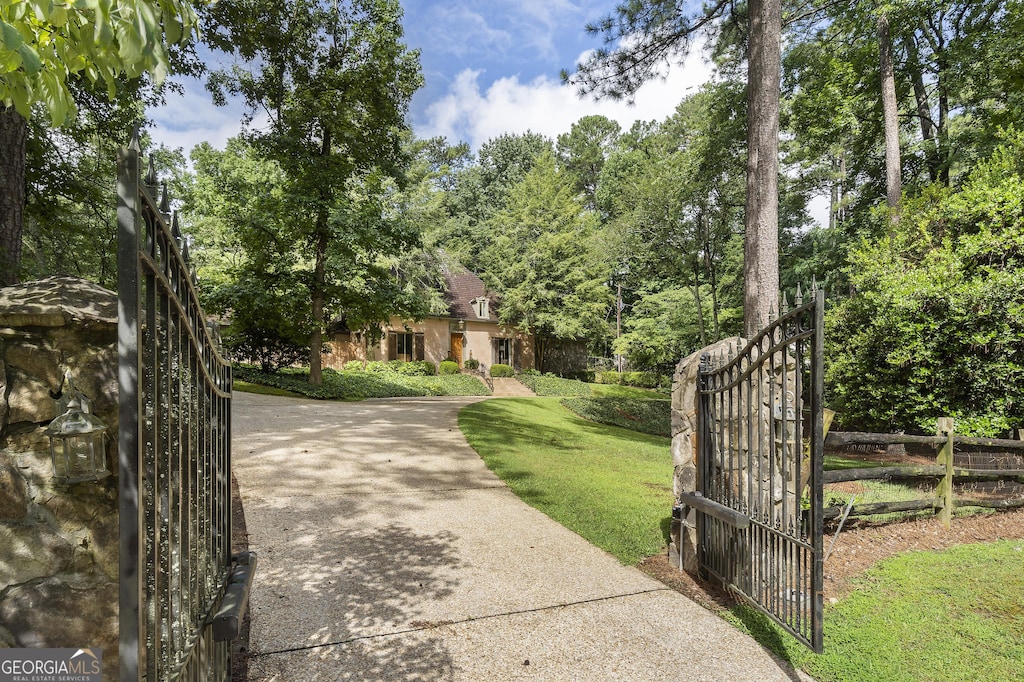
[460,397,1024,680]
[234,365,491,399]
[731,540,1024,682]
[459,397,673,565]
[561,397,671,437]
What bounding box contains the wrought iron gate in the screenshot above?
[692,288,825,652]
[118,134,249,680]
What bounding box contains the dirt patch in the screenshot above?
[640,507,1024,612]
[821,507,1024,600]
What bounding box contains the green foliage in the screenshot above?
[438,360,459,375]
[594,371,661,389]
[827,132,1024,435]
[489,363,513,378]
[478,150,613,370]
[0,0,200,124]
[199,0,424,383]
[389,360,436,376]
[211,278,313,373]
[516,373,592,397]
[234,364,489,399]
[463,357,480,370]
[459,398,673,565]
[561,397,671,437]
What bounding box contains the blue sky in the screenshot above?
[149,1,716,154]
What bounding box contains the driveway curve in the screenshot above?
[233,391,808,681]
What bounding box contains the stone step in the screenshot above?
[489,377,536,397]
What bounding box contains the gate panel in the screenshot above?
[118,135,234,679]
[696,289,824,653]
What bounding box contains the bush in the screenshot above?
[561,397,671,437]
[364,361,388,372]
[439,360,459,375]
[595,371,661,389]
[464,357,480,370]
[393,360,436,376]
[490,363,514,378]
[827,133,1024,434]
[343,360,365,371]
[517,373,592,397]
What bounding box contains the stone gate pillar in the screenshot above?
[668,337,744,574]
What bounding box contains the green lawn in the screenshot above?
[460,397,1024,682]
[737,540,1024,682]
[459,397,673,565]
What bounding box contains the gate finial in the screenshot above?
[159,182,171,214]
[795,282,804,307]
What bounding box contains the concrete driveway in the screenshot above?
[232,391,809,681]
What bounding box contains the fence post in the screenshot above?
[936,417,954,528]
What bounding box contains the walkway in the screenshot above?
[233,391,809,681]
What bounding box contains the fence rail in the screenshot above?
[823,425,1024,524]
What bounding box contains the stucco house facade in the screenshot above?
[323,267,535,373]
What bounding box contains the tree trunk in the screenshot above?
[878,12,902,230]
[906,34,939,183]
[308,125,332,386]
[743,0,782,338]
[0,107,27,287]
[309,227,329,385]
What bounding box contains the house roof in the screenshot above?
[444,267,499,322]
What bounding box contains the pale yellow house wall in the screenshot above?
[324,317,536,372]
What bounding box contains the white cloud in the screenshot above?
[419,47,716,149]
[147,77,248,154]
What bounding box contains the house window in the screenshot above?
[389,332,424,361]
[493,338,511,366]
[474,297,489,319]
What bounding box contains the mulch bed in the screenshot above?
[640,507,1024,612]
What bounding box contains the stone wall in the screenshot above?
[668,338,742,573]
[0,277,119,680]
[669,336,803,575]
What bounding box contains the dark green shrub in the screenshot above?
[561,397,671,437]
[439,360,459,375]
[623,371,659,389]
[827,133,1024,436]
[464,357,480,370]
[392,360,436,376]
[490,363,514,378]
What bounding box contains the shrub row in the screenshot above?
[234,364,489,399]
[594,371,664,389]
[342,359,437,376]
[516,372,592,397]
[560,397,671,437]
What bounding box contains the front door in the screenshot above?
[450,333,464,366]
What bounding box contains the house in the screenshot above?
[323,267,535,373]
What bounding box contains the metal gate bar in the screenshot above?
[118,134,235,680]
[696,289,824,653]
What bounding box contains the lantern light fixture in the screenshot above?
[44,370,111,484]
